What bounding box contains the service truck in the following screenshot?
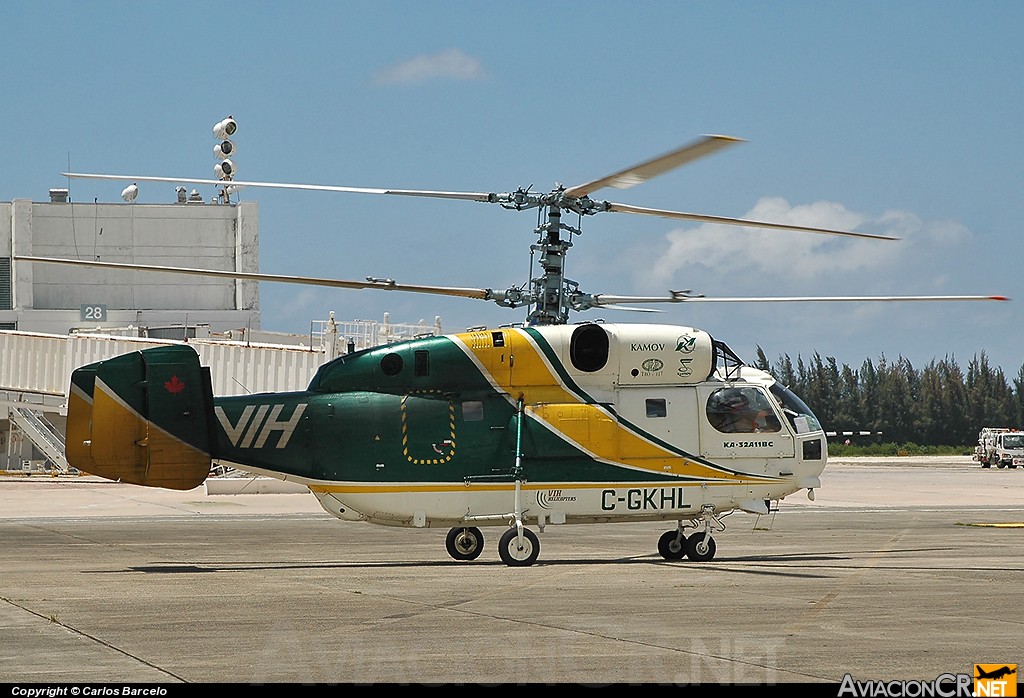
[974,427,1024,468]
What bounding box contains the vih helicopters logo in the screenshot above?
[974,664,1017,697]
[215,403,307,449]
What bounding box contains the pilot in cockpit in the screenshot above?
[708,387,781,434]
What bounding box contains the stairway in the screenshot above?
[9,406,70,473]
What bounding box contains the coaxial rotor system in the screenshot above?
[20,131,1006,324]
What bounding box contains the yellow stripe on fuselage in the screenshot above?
[454,329,769,483]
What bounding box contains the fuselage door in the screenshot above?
[614,386,700,457]
[697,384,795,459]
[400,394,457,467]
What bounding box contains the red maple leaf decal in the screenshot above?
[164,375,186,394]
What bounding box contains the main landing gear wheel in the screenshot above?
[658,530,688,560]
[498,527,540,567]
[686,532,717,562]
[445,526,484,561]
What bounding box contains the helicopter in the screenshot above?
[17,129,1009,567]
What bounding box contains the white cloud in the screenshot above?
[641,197,975,296]
[375,48,487,85]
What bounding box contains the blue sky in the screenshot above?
[2,1,1021,375]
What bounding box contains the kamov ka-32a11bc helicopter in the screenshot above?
[19,126,1009,567]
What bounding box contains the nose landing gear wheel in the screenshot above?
[445,526,484,561]
[498,527,540,566]
[686,532,717,562]
[658,530,688,560]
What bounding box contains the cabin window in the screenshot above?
[415,350,429,376]
[462,400,484,422]
[569,323,609,372]
[646,398,667,418]
[706,386,782,434]
[380,352,404,376]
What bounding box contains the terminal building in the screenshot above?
[0,187,439,473]
[2,187,260,336]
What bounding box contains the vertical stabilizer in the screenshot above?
[66,345,214,490]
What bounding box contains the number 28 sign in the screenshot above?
[80,304,107,322]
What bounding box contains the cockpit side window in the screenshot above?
[706,386,782,434]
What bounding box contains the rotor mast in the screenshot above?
[529,202,574,326]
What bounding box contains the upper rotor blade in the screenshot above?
[61,173,495,203]
[563,135,744,198]
[605,202,899,240]
[14,256,492,300]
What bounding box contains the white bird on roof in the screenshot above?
[121,182,139,203]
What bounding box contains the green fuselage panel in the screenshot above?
[213,391,515,482]
[212,390,687,485]
[211,332,694,485]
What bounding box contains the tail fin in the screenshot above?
[66,345,215,490]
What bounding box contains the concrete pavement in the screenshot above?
[1,456,1022,685]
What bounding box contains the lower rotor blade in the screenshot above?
[14,256,491,300]
[683,295,1011,302]
[589,292,1009,305]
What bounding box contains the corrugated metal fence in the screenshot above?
[0,330,326,399]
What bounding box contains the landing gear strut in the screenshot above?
[496,397,540,567]
[458,397,542,566]
[658,505,725,562]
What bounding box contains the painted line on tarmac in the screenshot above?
[962,522,1024,528]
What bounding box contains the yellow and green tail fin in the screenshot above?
[66,345,215,490]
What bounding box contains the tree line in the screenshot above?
[752,348,1024,447]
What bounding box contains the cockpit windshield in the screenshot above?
[769,383,823,434]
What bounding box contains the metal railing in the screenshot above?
[9,405,69,473]
[311,313,444,358]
